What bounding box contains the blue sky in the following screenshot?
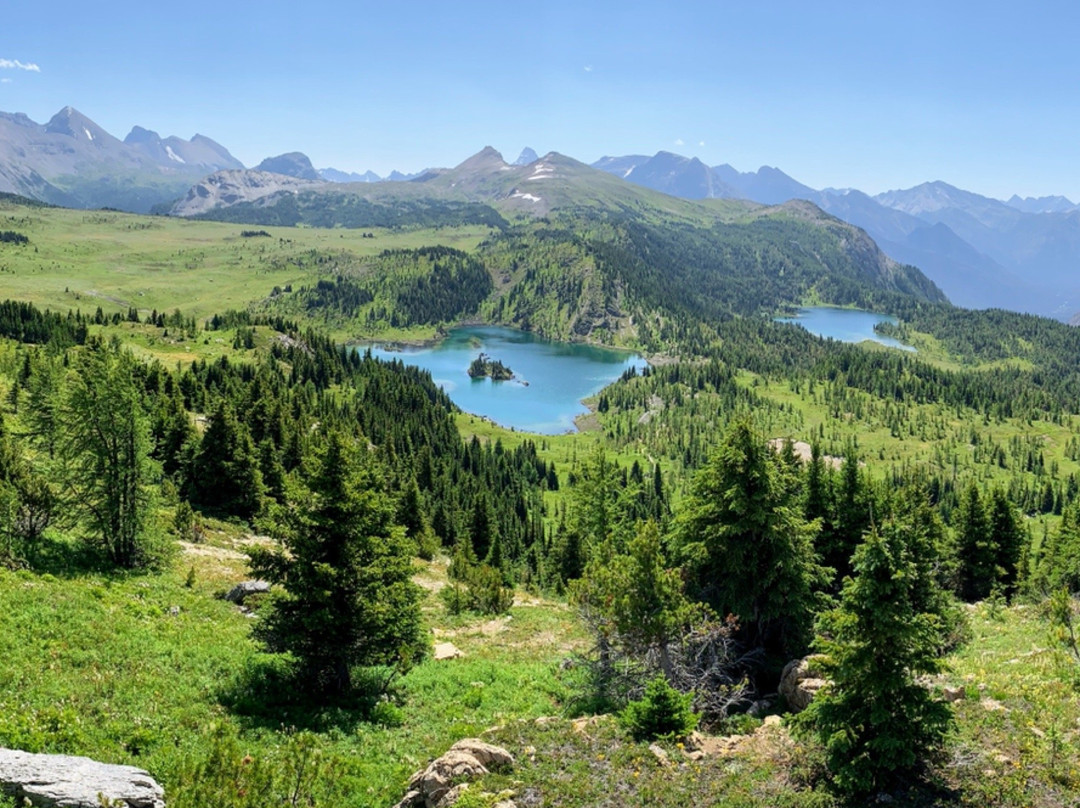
[5,1,1080,200]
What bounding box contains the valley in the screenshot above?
[0,138,1079,808]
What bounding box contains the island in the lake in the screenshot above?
[467,352,515,381]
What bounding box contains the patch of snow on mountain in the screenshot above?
[165,145,186,164]
[527,163,554,181]
[83,127,93,141]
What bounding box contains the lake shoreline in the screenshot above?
[349,320,674,364]
[775,306,914,352]
[358,324,649,435]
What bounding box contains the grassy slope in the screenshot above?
[0,199,1077,805]
[0,199,493,328]
[1,540,1076,807]
[0,538,587,806]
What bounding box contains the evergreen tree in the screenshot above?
[190,399,265,519]
[673,419,823,657]
[800,515,952,796]
[826,447,873,585]
[574,520,693,679]
[249,432,424,697]
[58,341,157,568]
[988,487,1023,598]
[956,482,994,601]
[468,493,496,563]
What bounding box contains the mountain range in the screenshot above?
[589,151,1080,318]
[2,106,1079,319]
[0,107,244,212]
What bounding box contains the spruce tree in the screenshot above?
[190,399,265,519]
[956,482,994,601]
[673,419,823,657]
[800,515,952,796]
[249,432,424,697]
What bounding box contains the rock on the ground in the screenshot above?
[0,748,165,808]
[448,740,513,770]
[779,656,829,713]
[433,642,463,661]
[222,580,270,604]
[647,743,671,767]
[394,739,514,808]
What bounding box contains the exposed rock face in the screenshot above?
[223,580,270,604]
[256,152,320,180]
[169,169,323,217]
[779,656,830,713]
[394,739,514,808]
[0,748,165,808]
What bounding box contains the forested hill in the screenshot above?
[172,148,946,340]
[230,194,944,353]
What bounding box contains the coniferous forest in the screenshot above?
[0,190,1078,808]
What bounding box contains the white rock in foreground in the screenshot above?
[0,748,165,808]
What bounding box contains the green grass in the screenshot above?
[0,544,584,806]
[3,525,1080,806]
[934,602,1080,806]
[0,201,493,332]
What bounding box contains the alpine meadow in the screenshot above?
[3,7,1080,805]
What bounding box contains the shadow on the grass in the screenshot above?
[219,654,401,733]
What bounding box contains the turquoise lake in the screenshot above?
[362,326,648,434]
[776,307,914,351]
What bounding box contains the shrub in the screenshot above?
[620,674,699,741]
[440,563,514,616]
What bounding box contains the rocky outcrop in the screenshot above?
[432,642,463,661]
[779,656,830,713]
[394,739,514,808]
[0,748,165,808]
[169,169,323,217]
[223,580,271,604]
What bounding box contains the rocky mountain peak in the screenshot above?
[255,152,319,180]
[513,147,539,166]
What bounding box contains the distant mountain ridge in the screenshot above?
[255,152,320,180]
[1,102,1077,319]
[0,106,244,212]
[591,151,1080,319]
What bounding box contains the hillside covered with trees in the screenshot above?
[0,191,1077,807]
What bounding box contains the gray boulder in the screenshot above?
[394,739,514,808]
[0,748,165,808]
[223,580,270,604]
[779,656,830,713]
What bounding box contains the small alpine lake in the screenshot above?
[361,326,648,434]
[776,306,914,352]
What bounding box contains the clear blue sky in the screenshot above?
[4,0,1080,200]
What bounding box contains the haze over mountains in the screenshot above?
[0,107,243,212]
[3,106,1080,320]
[591,151,1080,318]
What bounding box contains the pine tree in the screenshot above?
[673,419,823,657]
[956,482,994,601]
[249,432,424,698]
[800,516,952,796]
